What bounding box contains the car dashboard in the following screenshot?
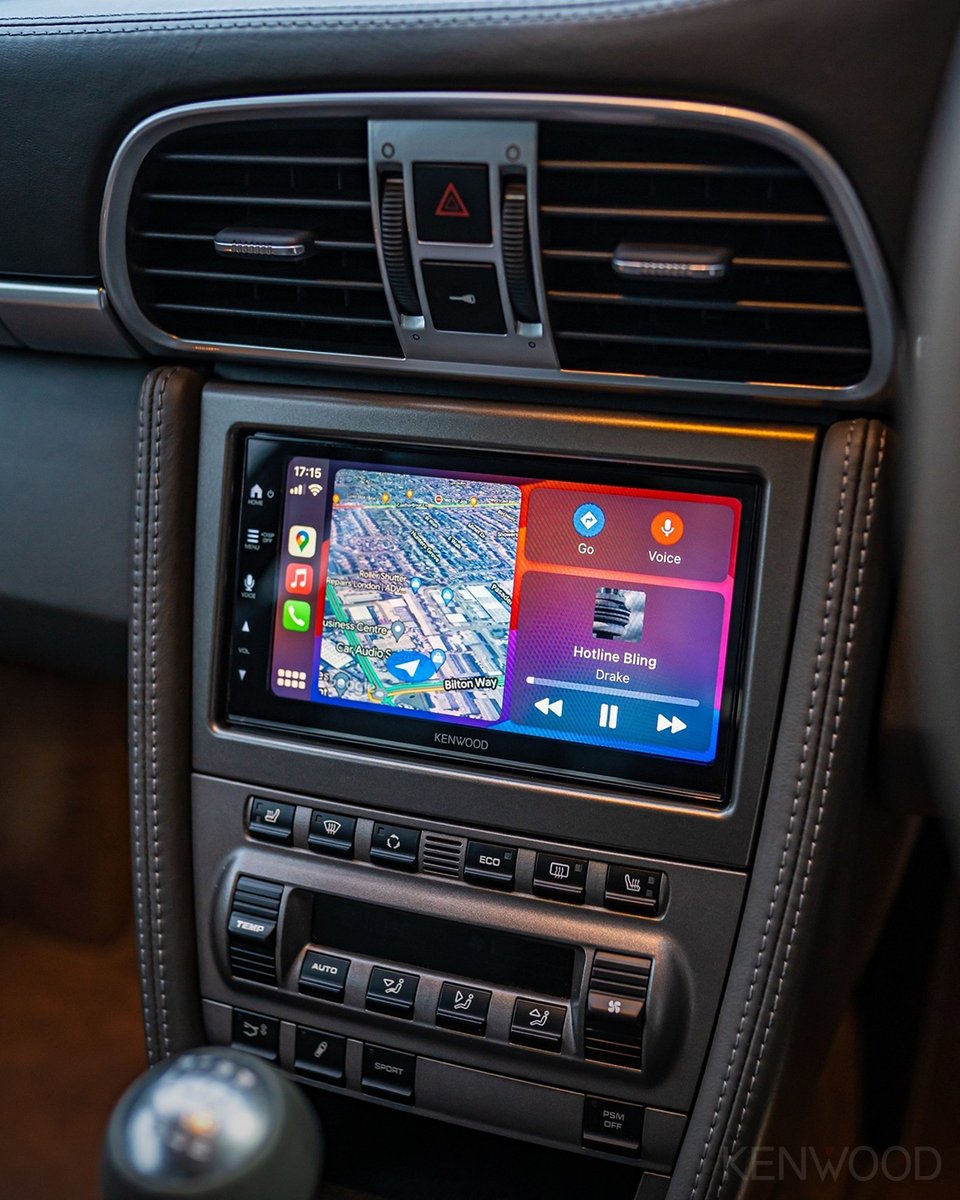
[0,2,956,1198]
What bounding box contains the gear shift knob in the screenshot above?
[102,1047,322,1200]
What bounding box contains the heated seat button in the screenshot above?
[361,1044,416,1103]
[366,966,420,1018]
[510,998,567,1051]
[307,810,356,857]
[582,1095,644,1155]
[298,951,351,1002]
[231,1008,279,1061]
[294,1027,346,1085]
[605,865,665,915]
[436,981,492,1035]
[422,262,505,335]
[413,163,491,244]
[248,797,295,844]
[464,839,517,890]
[370,822,420,871]
[533,852,588,903]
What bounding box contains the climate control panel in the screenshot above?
[193,773,746,1168]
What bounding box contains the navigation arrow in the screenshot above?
[395,659,420,678]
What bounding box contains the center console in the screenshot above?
[170,382,823,1186]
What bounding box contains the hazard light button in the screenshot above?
[413,163,491,244]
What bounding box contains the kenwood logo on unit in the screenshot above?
[434,733,490,751]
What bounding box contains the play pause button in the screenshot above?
[599,703,619,729]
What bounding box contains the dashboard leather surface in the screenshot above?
[0,0,955,282]
[130,364,206,1060]
[678,419,893,1199]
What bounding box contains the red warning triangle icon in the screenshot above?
[435,181,470,219]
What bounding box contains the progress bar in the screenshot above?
[524,676,700,708]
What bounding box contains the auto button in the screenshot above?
[298,951,351,1002]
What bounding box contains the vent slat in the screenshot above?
[142,191,371,210]
[538,120,872,386]
[154,302,394,328]
[127,116,401,358]
[548,290,864,316]
[540,204,830,226]
[134,229,378,251]
[540,158,804,178]
[141,266,385,291]
[160,152,367,167]
[543,248,853,272]
[554,330,869,356]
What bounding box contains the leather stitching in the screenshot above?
[0,0,733,35]
[717,424,886,1192]
[149,367,178,1058]
[131,369,156,1063]
[690,420,857,1198]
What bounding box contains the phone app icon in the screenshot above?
[285,563,314,595]
[282,599,312,633]
[288,525,317,558]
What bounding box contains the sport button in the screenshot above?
[414,163,491,244]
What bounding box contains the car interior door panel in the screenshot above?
[1,2,959,1199]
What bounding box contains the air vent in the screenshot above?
[420,833,465,879]
[539,122,872,387]
[126,118,401,357]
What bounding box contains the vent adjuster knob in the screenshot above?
[501,179,541,328]
[379,175,422,319]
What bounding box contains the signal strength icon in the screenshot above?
[308,483,323,497]
[289,483,304,495]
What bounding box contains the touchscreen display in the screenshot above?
[227,436,755,797]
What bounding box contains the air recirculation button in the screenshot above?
[380,174,423,319]
[501,179,541,328]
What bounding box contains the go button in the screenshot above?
[573,503,605,538]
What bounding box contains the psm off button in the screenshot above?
[582,1095,644,1155]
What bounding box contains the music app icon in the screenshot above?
[284,563,314,595]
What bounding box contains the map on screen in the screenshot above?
[316,468,522,723]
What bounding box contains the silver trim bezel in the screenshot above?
[100,92,897,404]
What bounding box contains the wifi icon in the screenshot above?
[308,483,323,497]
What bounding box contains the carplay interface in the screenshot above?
[255,448,746,769]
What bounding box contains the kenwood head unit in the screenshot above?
[223,434,757,801]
